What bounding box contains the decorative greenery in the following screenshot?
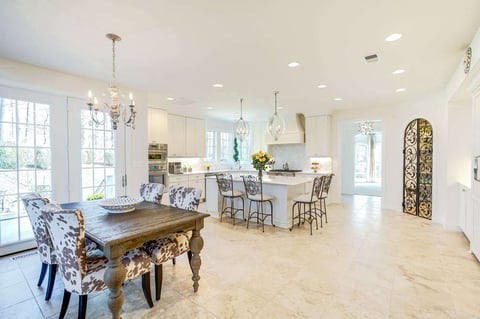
[233,137,239,162]
[86,193,104,201]
[251,150,272,172]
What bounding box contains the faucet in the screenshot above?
[283,162,289,170]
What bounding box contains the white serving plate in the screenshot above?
[98,196,144,213]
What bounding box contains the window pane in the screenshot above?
[17,101,34,124]
[0,98,16,123]
[35,104,50,125]
[35,125,50,147]
[18,147,35,169]
[0,147,17,169]
[17,124,35,146]
[0,122,16,146]
[18,170,35,193]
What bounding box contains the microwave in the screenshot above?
[148,143,167,162]
[168,162,182,174]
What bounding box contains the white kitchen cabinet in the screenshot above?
[186,117,206,157]
[148,108,168,144]
[168,173,205,201]
[168,174,189,188]
[168,114,205,157]
[305,115,331,156]
[168,114,186,157]
[188,173,205,200]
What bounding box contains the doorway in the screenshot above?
[402,118,433,219]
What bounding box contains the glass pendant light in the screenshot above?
[266,91,285,141]
[234,98,249,142]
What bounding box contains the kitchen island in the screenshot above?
[206,174,314,228]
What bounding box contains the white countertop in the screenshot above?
[206,174,312,186]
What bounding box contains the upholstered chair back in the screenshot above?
[140,183,165,204]
[168,186,201,211]
[41,203,88,294]
[21,193,56,264]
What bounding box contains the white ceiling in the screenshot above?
[0,0,479,122]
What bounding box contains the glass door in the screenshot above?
[0,87,63,255]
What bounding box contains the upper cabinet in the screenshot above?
[186,117,206,157]
[168,114,186,156]
[148,108,168,144]
[305,115,331,156]
[168,114,205,158]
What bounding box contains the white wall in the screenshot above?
[445,101,472,230]
[0,58,149,201]
[332,93,449,224]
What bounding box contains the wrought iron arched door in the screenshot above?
[403,118,433,219]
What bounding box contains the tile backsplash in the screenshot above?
[268,144,306,170]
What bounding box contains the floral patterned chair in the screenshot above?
[140,183,165,204]
[242,175,275,232]
[21,193,98,301]
[41,203,154,319]
[142,185,202,300]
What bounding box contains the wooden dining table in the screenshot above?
[61,200,209,319]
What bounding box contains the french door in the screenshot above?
[0,89,125,256]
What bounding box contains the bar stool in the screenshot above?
[290,176,325,235]
[318,174,334,224]
[216,173,245,225]
[242,175,275,232]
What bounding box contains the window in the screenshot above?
[0,97,52,244]
[354,132,382,184]
[80,110,116,200]
[206,129,251,164]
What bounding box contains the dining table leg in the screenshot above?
[103,249,126,319]
[189,228,204,292]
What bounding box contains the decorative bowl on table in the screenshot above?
[98,196,144,213]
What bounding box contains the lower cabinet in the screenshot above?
[168,174,205,201]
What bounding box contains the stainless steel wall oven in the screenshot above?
[148,143,168,187]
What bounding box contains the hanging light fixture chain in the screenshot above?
[112,38,116,85]
[274,91,279,114]
[240,98,244,119]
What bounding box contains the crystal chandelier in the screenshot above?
[358,121,375,135]
[234,98,249,142]
[87,33,136,130]
[266,91,285,141]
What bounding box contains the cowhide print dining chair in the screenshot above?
[142,185,202,301]
[21,193,99,301]
[139,183,165,204]
[41,203,154,319]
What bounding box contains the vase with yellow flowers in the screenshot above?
[251,150,272,180]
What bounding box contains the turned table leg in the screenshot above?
[103,251,126,319]
[189,229,204,292]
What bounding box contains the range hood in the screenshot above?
[265,113,305,144]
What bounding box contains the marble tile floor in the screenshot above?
[1,195,480,318]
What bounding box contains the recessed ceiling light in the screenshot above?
[385,33,402,42]
[207,106,213,110]
[288,62,300,68]
[396,88,406,92]
[317,84,327,89]
[166,97,174,101]
[392,69,405,75]
[277,106,284,110]
[334,98,342,101]
[212,83,223,88]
